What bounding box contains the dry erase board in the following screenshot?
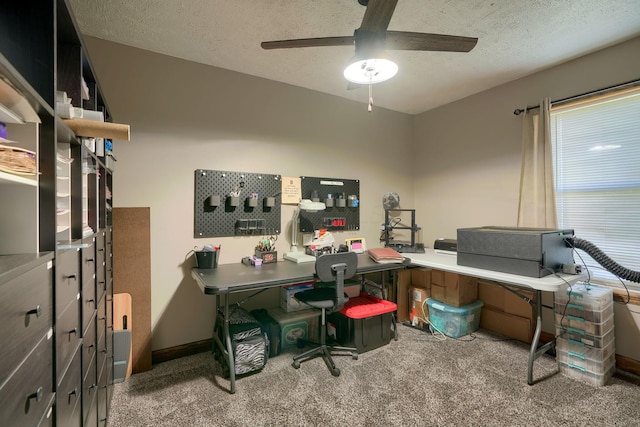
[194,169,281,237]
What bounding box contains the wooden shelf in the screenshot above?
[0,170,37,186]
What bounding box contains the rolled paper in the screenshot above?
[63,118,130,141]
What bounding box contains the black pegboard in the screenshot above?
[299,176,360,232]
[194,169,281,238]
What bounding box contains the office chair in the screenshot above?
[292,252,359,377]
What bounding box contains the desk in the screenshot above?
[409,249,582,385]
[191,252,406,393]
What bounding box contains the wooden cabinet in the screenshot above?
[0,255,55,427]
[1,1,116,425]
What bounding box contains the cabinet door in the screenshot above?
[56,346,82,427]
[0,260,53,385]
[56,299,81,382]
[56,248,80,310]
[0,334,54,427]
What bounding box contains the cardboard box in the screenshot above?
[411,268,432,289]
[409,286,430,326]
[480,306,534,343]
[430,270,478,307]
[396,268,432,322]
[395,270,412,322]
[279,282,314,312]
[478,280,534,318]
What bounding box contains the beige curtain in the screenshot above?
[517,98,558,228]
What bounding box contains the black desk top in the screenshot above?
[191,252,408,295]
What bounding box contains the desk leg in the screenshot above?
[527,290,555,385]
[223,293,236,394]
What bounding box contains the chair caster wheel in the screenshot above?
[352,353,358,360]
[331,368,340,377]
[292,361,300,369]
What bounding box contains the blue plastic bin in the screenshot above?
[426,298,484,338]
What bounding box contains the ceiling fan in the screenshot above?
[261,0,478,89]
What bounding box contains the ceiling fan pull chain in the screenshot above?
[368,83,373,112]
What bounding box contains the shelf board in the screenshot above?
[0,170,37,186]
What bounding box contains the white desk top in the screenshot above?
[408,249,582,292]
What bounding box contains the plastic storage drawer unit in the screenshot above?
[555,324,615,348]
[557,338,616,374]
[555,283,613,311]
[554,301,613,323]
[426,298,484,338]
[554,313,614,336]
[559,360,616,387]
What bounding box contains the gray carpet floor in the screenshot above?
[107,325,640,427]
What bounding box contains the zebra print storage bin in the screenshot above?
[218,306,269,376]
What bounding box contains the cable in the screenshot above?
[566,236,640,283]
[579,264,631,304]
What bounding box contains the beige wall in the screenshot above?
[84,37,414,350]
[85,35,640,361]
[412,36,640,360]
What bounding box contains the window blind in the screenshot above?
[551,88,640,289]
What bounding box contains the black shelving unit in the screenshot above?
[0,1,116,425]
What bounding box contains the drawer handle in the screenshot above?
[86,258,95,263]
[68,328,78,336]
[29,387,43,402]
[101,348,108,354]
[98,248,105,252]
[68,388,78,400]
[66,273,77,280]
[27,305,42,318]
[87,298,95,303]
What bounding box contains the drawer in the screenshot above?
[96,263,107,301]
[82,240,96,286]
[97,293,107,343]
[82,276,96,334]
[98,380,108,426]
[55,248,80,313]
[97,325,107,375]
[96,232,106,270]
[0,261,53,385]
[56,298,81,381]
[0,334,54,427]
[56,346,82,427]
[82,313,97,381]
[82,352,98,425]
[84,390,98,427]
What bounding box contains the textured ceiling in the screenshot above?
[68,0,640,115]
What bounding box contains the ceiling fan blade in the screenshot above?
[385,31,478,52]
[360,0,398,32]
[261,36,354,50]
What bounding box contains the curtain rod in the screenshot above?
[513,78,640,115]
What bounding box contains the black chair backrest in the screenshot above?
[315,252,358,310]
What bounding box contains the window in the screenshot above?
[550,86,640,289]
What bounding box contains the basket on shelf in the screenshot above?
[0,144,37,175]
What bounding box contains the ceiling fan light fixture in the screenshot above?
[343,56,398,85]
